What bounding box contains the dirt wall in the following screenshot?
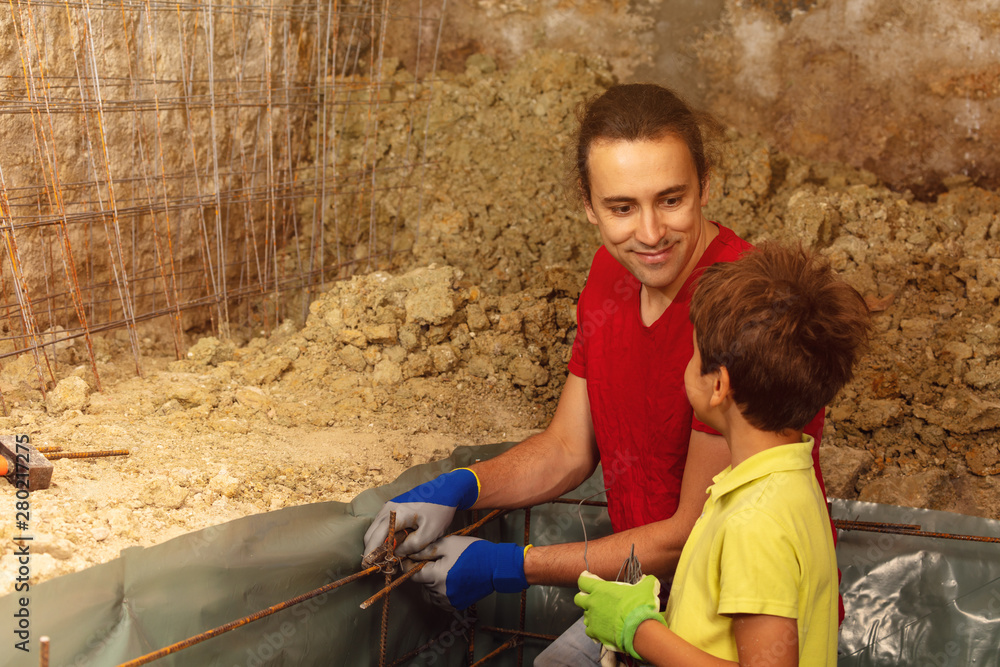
[294,50,1000,514]
[412,0,1000,197]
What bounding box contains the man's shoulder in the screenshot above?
[582,246,633,294]
[588,245,622,274]
[709,223,753,263]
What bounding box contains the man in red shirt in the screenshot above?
[363,84,827,664]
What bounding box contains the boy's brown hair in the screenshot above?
[689,242,871,433]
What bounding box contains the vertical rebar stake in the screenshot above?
[379,510,396,667]
[468,509,479,663]
[379,568,391,666]
[39,636,49,667]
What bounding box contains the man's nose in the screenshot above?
[634,208,667,247]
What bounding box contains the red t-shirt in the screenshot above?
[569,224,826,533]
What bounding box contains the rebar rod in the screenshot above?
[833,520,920,531]
[549,497,609,507]
[478,626,560,642]
[114,565,382,667]
[82,0,145,377]
[46,449,131,460]
[359,509,509,610]
[836,521,1000,544]
[379,568,391,667]
[140,0,185,359]
[469,636,521,667]
[387,622,476,667]
[115,510,504,666]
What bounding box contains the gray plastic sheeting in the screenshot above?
[1,443,609,667]
[834,499,1000,666]
[2,443,998,666]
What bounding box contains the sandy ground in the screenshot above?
[0,336,545,594]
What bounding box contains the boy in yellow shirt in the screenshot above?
[574,243,870,666]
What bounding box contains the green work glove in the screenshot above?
[574,571,666,661]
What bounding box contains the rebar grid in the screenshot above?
[103,508,524,667]
[40,494,997,666]
[0,0,445,402]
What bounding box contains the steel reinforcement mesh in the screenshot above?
[0,0,444,397]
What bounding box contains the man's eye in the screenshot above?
[662,197,681,207]
[610,205,632,215]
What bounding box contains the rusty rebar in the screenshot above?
[836,520,1000,544]
[115,565,381,667]
[46,449,130,461]
[549,497,608,507]
[359,560,427,610]
[478,626,560,642]
[834,520,920,531]
[378,511,395,667]
[379,568,391,667]
[469,636,521,667]
[386,607,479,667]
[359,509,508,610]
[40,636,50,667]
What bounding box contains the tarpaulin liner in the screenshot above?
[2,444,998,666]
[834,499,1000,666]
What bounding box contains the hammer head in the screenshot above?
[0,435,52,491]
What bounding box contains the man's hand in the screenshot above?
[362,468,480,559]
[574,572,666,660]
[407,536,529,611]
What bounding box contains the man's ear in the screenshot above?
[700,176,711,207]
[580,181,600,226]
[710,365,732,407]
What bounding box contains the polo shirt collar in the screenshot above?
[709,434,815,500]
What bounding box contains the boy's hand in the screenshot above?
[574,572,666,660]
[407,536,529,611]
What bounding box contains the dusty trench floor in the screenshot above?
[0,331,546,596]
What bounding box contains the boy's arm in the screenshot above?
[630,614,798,666]
[524,428,730,586]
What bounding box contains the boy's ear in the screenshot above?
[710,366,732,407]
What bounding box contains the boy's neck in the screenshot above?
[718,414,803,468]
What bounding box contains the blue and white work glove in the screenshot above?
[407,536,530,611]
[362,468,480,558]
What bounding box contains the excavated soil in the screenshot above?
[3,50,1000,595]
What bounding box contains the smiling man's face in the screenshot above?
[584,134,714,308]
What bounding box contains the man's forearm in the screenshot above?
[469,372,599,509]
[470,429,597,509]
[523,516,696,587]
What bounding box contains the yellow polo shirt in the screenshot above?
[663,435,838,665]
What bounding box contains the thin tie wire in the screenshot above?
[578,487,609,573]
[577,487,643,583]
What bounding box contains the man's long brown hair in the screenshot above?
[575,83,722,204]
